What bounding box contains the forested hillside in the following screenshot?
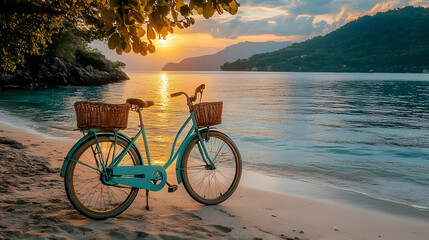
[221,7,429,73]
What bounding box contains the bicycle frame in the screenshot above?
[60,110,215,186]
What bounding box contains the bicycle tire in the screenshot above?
[181,130,242,205]
[64,135,142,219]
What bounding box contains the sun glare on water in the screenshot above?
[159,73,170,110]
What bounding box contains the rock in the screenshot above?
[0,72,15,85]
[110,68,129,81]
[14,70,33,84]
[36,64,53,82]
[0,56,128,89]
[71,66,112,85]
[51,57,72,74]
[94,58,113,72]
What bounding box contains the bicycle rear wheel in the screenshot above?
[64,135,142,219]
[181,130,242,205]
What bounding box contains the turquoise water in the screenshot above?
[1,71,428,210]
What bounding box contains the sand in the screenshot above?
[0,122,428,240]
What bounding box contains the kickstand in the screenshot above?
[145,190,150,210]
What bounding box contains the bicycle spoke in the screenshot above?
[183,165,207,170]
[182,132,241,204]
[68,137,139,215]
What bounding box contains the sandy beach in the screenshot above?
[1,122,428,240]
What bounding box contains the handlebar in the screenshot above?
[170,92,187,98]
[194,84,205,97]
[170,84,205,103]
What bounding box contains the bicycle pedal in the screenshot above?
[168,184,178,193]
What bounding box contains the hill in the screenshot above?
[221,7,429,73]
[162,41,291,71]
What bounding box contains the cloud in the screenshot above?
[185,0,428,40]
[186,5,327,38]
[343,0,428,22]
[409,0,429,7]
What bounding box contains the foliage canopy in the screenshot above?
[1,0,240,72]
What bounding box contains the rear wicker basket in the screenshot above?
[193,102,223,128]
[74,101,130,130]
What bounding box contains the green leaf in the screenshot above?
[228,1,238,15]
[106,26,117,37]
[203,1,215,19]
[100,9,116,24]
[122,39,131,53]
[118,25,129,36]
[148,43,155,53]
[147,25,156,40]
[195,0,203,7]
[133,12,145,23]
[108,33,120,50]
[180,5,190,17]
[116,41,123,55]
[175,0,185,11]
[125,13,136,25]
[189,0,195,9]
[216,3,223,14]
[136,28,146,37]
[110,0,121,8]
[129,0,139,7]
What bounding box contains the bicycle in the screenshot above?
[60,84,242,219]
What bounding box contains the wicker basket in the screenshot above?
[193,102,223,128]
[74,101,130,130]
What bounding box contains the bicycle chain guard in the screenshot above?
[104,165,167,191]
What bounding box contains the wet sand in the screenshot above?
[1,122,428,240]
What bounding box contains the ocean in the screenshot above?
[1,71,428,212]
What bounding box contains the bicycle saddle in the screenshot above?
[126,98,154,109]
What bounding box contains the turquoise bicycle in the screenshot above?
[60,84,242,219]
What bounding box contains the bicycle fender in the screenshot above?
[175,128,217,184]
[60,131,143,177]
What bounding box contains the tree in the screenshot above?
[0,0,239,72]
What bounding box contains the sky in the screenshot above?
[91,0,429,71]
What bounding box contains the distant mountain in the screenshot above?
[221,6,429,73]
[162,41,291,71]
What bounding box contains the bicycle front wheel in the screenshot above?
[181,130,242,205]
[64,135,142,219]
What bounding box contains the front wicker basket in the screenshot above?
[193,102,223,128]
[74,101,130,130]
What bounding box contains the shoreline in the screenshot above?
[1,117,428,217]
[1,120,429,217]
[242,171,429,221]
[1,121,429,239]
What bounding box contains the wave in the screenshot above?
[243,161,429,212]
[0,110,71,140]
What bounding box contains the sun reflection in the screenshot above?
[159,73,169,110]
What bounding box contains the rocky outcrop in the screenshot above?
[0,57,129,89]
